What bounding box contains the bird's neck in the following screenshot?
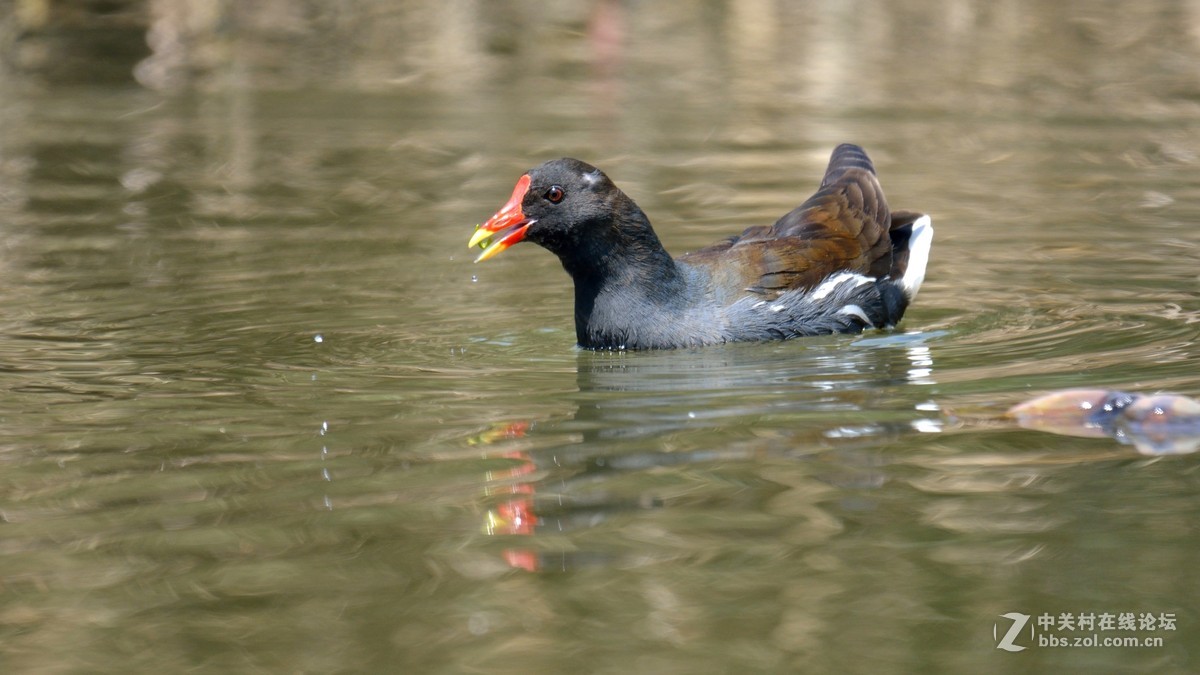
[560,207,690,349]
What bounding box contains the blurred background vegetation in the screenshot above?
[2,0,1198,109]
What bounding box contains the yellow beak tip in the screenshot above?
[467,228,492,251]
[473,245,501,263]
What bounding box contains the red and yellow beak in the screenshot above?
[469,174,534,262]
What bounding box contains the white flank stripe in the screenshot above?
[902,214,933,300]
[838,304,873,326]
[810,272,873,301]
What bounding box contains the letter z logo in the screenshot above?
[995,612,1031,652]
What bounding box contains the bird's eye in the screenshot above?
[544,185,565,204]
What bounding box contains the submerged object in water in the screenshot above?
[1007,388,1200,455]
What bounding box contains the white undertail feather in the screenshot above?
[901,214,933,300]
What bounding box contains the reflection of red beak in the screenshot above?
[483,450,538,537]
[468,174,534,262]
[503,549,541,572]
[470,422,531,446]
[484,497,536,536]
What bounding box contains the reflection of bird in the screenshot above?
[470,144,932,349]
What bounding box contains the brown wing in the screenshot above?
[680,144,895,297]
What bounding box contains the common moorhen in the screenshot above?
[468,144,933,350]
